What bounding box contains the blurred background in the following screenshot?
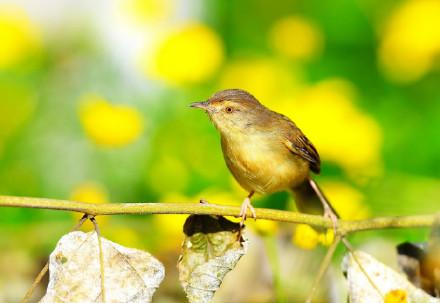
[0,0,440,302]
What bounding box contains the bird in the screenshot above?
[190,88,337,227]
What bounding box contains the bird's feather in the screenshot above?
[283,132,320,174]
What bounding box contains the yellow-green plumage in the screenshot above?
[221,128,310,194]
[191,88,334,221]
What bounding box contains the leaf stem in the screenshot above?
[342,238,384,299]
[305,235,342,303]
[91,217,106,303]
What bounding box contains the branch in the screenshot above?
[0,195,436,234]
[306,235,342,303]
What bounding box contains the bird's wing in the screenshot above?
[280,117,321,174]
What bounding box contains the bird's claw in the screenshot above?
[239,197,256,228]
[324,207,339,233]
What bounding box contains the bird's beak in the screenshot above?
[190,101,209,110]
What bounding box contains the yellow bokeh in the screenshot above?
[117,0,173,24]
[79,94,144,147]
[379,0,440,83]
[318,229,335,246]
[384,289,408,303]
[70,182,109,229]
[269,16,323,61]
[153,214,187,251]
[321,181,369,220]
[0,4,41,69]
[292,224,319,250]
[106,227,141,248]
[155,192,192,251]
[273,79,382,177]
[293,224,335,249]
[219,58,302,103]
[247,220,279,236]
[142,23,224,85]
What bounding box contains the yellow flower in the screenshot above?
[274,79,382,177]
[70,182,109,229]
[79,94,144,147]
[384,289,408,303]
[153,214,187,251]
[321,181,369,220]
[106,227,141,248]
[0,4,41,69]
[116,0,173,24]
[219,58,302,103]
[292,224,319,250]
[247,220,279,236]
[318,229,335,246]
[269,16,323,61]
[154,192,193,251]
[293,223,336,249]
[142,23,224,85]
[379,0,440,83]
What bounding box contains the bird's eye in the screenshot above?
[225,107,233,113]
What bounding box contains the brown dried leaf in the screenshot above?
[40,231,164,303]
[178,215,247,303]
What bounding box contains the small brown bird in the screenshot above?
[191,89,337,226]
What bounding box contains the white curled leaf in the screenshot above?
[40,231,165,303]
[342,250,440,303]
[178,215,247,303]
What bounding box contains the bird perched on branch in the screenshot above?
[191,89,337,227]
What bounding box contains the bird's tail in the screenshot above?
[291,178,339,217]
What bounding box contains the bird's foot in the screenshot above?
[239,197,256,228]
[308,178,339,234]
[323,205,339,233]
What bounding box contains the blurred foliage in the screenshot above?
[0,0,440,302]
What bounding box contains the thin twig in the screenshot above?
[21,263,49,303]
[342,238,384,299]
[21,214,89,303]
[0,195,436,234]
[91,217,106,303]
[305,235,342,303]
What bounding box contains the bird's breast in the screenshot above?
[221,131,309,194]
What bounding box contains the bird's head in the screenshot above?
[190,89,265,133]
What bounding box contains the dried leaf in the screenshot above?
[40,231,165,303]
[178,215,247,303]
[342,250,440,303]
